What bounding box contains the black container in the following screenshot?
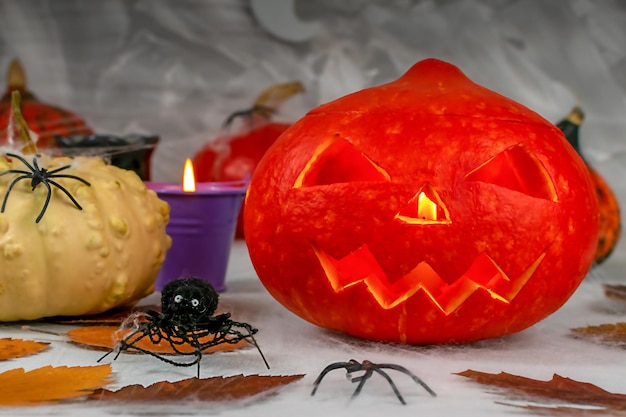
[54,134,159,180]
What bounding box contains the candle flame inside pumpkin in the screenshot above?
[183,158,196,192]
[417,192,437,221]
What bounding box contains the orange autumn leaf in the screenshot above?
[457,369,626,414]
[90,374,304,402]
[67,325,248,354]
[0,364,113,406]
[571,322,626,348]
[0,338,49,360]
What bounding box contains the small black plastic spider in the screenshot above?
[222,104,275,129]
[0,152,91,223]
[311,359,437,405]
[98,277,270,378]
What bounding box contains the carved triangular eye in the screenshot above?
[464,144,558,201]
[293,138,390,188]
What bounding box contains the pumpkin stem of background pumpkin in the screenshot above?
[10,90,38,154]
[223,81,305,128]
[7,59,27,91]
[253,81,305,115]
[556,106,584,156]
[556,105,622,265]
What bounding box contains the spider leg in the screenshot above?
[97,326,150,362]
[98,324,203,372]
[162,327,205,378]
[106,334,204,373]
[181,332,204,379]
[1,174,31,213]
[5,153,36,172]
[369,367,407,405]
[47,172,91,186]
[46,179,85,211]
[125,342,202,369]
[45,164,72,175]
[311,361,355,396]
[349,368,376,403]
[245,331,270,369]
[97,349,114,363]
[375,363,437,398]
[35,181,53,223]
[229,321,270,369]
[0,169,31,178]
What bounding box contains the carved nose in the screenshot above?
[395,183,450,225]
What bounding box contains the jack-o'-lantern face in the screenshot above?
[244,59,598,344]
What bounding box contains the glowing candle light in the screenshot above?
[417,192,437,221]
[145,159,248,292]
[182,158,196,193]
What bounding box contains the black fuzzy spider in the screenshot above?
[98,277,270,378]
[222,104,275,129]
[311,359,437,405]
[0,152,91,223]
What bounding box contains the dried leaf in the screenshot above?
[0,338,50,360]
[0,365,112,406]
[90,374,304,402]
[603,284,626,302]
[457,369,626,414]
[506,403,626,416]
[571,322,626,348]
[67,325,248,354]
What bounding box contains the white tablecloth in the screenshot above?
[1,241,625,416]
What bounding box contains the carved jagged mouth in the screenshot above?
[313,244,547,314]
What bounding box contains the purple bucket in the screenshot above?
[146,180,247,292]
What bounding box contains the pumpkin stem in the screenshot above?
[556,106,584,155]
[253,81,305,114]
[222,81,305,129]
[10,90,38,154]
[7,59,27,91]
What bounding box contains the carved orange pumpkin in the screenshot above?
[244,59,599,344]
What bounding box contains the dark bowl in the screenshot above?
[54,133,159,180]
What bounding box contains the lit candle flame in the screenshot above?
[417,192,437,221]
[182,158,196,192]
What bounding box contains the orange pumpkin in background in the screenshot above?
[556,107,621,264]
[193,81,304,238]
[244,59,599,344]
[0,60,93,148]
